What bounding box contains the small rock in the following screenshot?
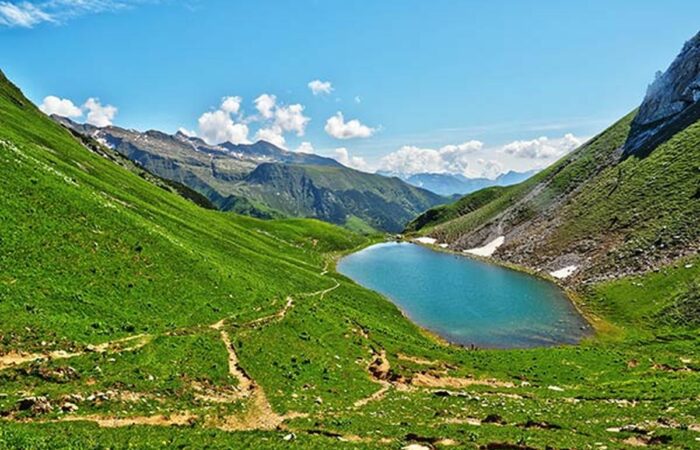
[17,396,52,414]
[282,433,296,441]
[620,424,648,434]
[483,413,506,424]
[63,393,84,403]
[548,385,565,392]
[61,402,79,412]
[314,396,323,404]
[433,389,452,397]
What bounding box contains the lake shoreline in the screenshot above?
[338,240,592,349]
[406,238,602,339]
[328,237,461,348]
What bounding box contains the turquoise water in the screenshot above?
[337,242,591,349]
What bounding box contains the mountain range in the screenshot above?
[400,170,537,196]
[54,117,446,233]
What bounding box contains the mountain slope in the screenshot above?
[408,35,700,283]
[232,163,445,232]
[56,117,445,232]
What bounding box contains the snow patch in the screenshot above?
[464,236,504,257]
[550,265,578,279]
[414,237,437,245]
[439,243,448,248]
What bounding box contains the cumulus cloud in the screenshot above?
[325,112,376,139]
[198,109,249,145]
[476,159,504,179]
[197,97,251,144]
[83,97,117,127]
[254,94,276,119]
[502,133,582,159]
[193,93,310,148]
[274,103,309,136]
[252,101,310,148]
[308,79,333,96]
[39,95,82,118]
[220,96,242,115]
[333,147,370,172]
[295,141,314,154]
[0,0,145,28]
[378,140,484,176]
[254,126,285,148]
[177,127,196,137]
[377,132,586,178]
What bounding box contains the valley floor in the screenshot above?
[1,249,699,449]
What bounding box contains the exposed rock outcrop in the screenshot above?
[625,31,700,156]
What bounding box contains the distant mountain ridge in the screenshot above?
[55,117,446,232]
[399,170,537,196]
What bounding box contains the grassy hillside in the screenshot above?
[408,112,699,280]
[56,118,446,233]
[1,71,699,449]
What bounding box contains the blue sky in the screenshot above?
[2,0,699,177]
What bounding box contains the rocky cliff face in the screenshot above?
[625,31,700,156]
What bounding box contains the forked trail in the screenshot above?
[0,334,152,371]
[206,278,341,429]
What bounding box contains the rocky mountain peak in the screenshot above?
[624,30,700,156]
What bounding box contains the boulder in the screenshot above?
[625,31,700,156]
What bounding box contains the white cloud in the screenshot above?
[83,97,117,127]
[39,95,82,118]
[177,127,196,137]
[502,133,582,159]
[0,1,53,27]
[197,96,251,144]
[254,94,276,119]
[354,96,362,104]
[274,103,309,136]
[377,133,586,178]
[255,126,285,148]
[333,147,369,172]
[476,159,504,179]
[0,0,143,28]
[378,140,484,177]
[252,95,309,141]
[308,79,333,96]
[193,94,309,147]
[198,109,249,145]
[220,96,242,115]
[325,112,376,139]
[295,141,314,154]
